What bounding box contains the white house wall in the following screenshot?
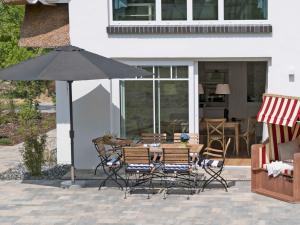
[56,0,300,168]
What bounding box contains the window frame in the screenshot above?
[108,0,269,26]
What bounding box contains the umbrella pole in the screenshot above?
[68,81,75,184]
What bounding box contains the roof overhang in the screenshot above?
[19,3,70,48]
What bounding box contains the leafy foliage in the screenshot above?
[18,102,47,176]
[0,2,50,102]
[21,134,46,176]
[0,3,45,68]
[0,3,51,175]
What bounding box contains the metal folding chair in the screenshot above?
[123,147,155,199]
[162,147,196,200]
[200,138,231,192]
[92,137,125,190]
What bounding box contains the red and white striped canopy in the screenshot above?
[257,94,300,127]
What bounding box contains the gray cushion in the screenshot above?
[278,137,300,161]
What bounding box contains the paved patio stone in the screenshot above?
[0,180,299,225]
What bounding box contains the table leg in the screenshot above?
[235,125,239,156]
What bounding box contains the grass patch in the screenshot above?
[0,138,12,145]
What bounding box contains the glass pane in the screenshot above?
[140,66,154,78]
[162,0,187,20]
[172,66,188,78]
[159,81,189,137]
[154,66,171,78]
[224,0,268,20]
[193,0,218,20]
[121,81,153,138]
[113,0,156,21]
[247,62,267,102]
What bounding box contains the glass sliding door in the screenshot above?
[120,65,189,139]
[158,81,189,137]
[120,80,154,138]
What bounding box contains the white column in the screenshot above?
[187,0,193,21]
[194,61,199,133]
[188,64,195,133]
[218,0,224,21]
[56,81,71,164]
[111,79,121,136]
[156,0,162,21]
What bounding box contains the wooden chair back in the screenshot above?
[162,147,190,164]
[123,147,150,164]
[205,138,231,161]
[92,137,107,157]
[173,133,199,144]
[141,133,167,144]
[204,118,226,147]
[223,138,231,159]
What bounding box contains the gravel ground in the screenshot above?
[0,164,70,180]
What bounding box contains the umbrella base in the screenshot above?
[61,180,86,189]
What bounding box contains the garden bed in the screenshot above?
[0,113,56,145]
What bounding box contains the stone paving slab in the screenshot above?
[0,180,299,225]
[0,144,22,173]
[63,166,251,181]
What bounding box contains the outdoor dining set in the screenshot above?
[92,131,231,199]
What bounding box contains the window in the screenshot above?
[120,65,189,139]
[113,0,156,21]
[193,0,218,20]
[247,62,267,103]
[161,0,187,20]
[224,0,268,20]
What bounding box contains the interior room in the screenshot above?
[198,61,267,165]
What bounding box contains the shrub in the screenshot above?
[18,102,47,176]
[0,138,12,145]
[21,134,46,176]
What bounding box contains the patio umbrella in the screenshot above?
[0,45,152,184]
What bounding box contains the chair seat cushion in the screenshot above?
[163,164,191,173]
[200,159,223,168]
[106,157,120,166]
[126,164,153,173]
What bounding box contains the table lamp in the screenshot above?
[216,84,231,121]
[198,84,204,95]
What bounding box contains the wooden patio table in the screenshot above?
[131,143,204,162]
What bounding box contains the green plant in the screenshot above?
[0,138,12,145]
[18,102,46,176]
[21,134,46,176]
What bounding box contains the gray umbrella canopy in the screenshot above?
[0,45,151,81]
[0,45,152,185]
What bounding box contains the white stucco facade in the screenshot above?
[57,0,300,169]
